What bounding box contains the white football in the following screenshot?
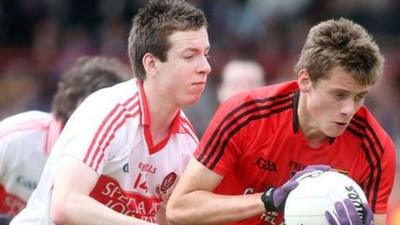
[284,170,368,225]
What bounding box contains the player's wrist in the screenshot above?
[261,187,283,212]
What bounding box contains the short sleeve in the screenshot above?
[54,90,133,175]
[194,94,248,175]
[373,136,396,213]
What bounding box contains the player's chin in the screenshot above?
[181,94,202,106]
[190,83,206,94]
[326,129,345,138]
[325,124,348,137]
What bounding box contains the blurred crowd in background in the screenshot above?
[0,0,399,216]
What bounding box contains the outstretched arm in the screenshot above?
[167,159,331,225]
[166,158,265,225]
[51,156,158,225]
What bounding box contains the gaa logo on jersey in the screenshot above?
[160,172,177,192]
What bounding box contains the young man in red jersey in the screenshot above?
[166,18,395,225]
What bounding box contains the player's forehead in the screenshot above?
[316,67,371,93]
[167,27,210,53]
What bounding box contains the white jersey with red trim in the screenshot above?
[0,111,63,217]
[11,79,198,225]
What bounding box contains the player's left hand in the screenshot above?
[325,199,374,225]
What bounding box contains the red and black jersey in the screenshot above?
[194,80,396,225]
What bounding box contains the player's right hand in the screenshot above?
[325,199,373,225]
[261,165,330,212]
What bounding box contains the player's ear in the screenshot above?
[142,53,159,78]
[297,69,312,93]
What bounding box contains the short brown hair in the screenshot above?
[51,56,130,123]
[294,18,384,86]
[128,0,207,81]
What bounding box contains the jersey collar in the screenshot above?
[137,80,181,154]
[136,80,181,133]
[45,117,64,156]
[137,80,150,126]
[292,91,300,133]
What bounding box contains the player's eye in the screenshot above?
[332,92,346,99]
[355,94,366,102]
[183,55,194,60]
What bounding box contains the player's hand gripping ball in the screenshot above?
[261,165,330,212]
[325,198,373,225]
[284,170,370,225]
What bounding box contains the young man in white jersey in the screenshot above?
[11,0,211,225]
[0,56,129,224]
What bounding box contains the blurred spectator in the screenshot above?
[217,59,266,102]
[185,58,266,137]
[0,59,40,119]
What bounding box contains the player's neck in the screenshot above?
[301,128,329,149]
[143,81,180,143]
[297,95,329,148]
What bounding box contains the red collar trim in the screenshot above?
[170,111,181,134]
[137,80,150,126]
[45,117,64,155]
[138,81,181,154]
